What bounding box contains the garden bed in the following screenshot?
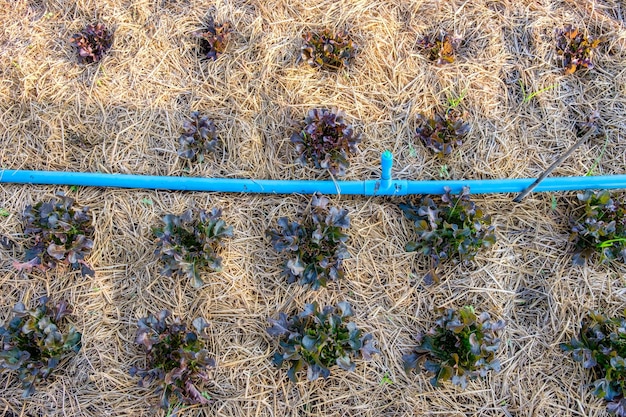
[1,0,626,416]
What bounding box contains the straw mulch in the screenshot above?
[1,0,626,415]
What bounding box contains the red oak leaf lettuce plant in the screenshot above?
[400,186,495,283]
[556,25,601,74]
[267,301,379,381]
[178,111,219,161]
[153,208,233,288]
[291,108,360,177]
[403,306,505,388]
[0,297,82,397]
[417,32,459,65]
[267,194,350,290]
[570,190,626,265]
[130,310,215,409]
[194,17,231,61]
[69,22,113,64]
[562,311,626,416]
[14,194,94,277]
[301,29,356,70]
[415,109,470,157]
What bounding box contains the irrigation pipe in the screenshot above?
[1,151,625,196]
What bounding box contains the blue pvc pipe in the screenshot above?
[381,150,393,181]
[0,152,625,195]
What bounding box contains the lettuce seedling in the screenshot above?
[301,29,356,71]
[14,194,94,277]
[415,109,470,157]
[178,112,219,161]
[403,306,505,388]
[130,310,215,409]
[556,25,601,74]
[267,301,379,381]
[291,108,360,177]
[267,194,350,290]
[69,22,113,64]
[562,311,626,416]
[416,32,459,65]
[0,297,82,397]
[400,187,495,283]
[570,190,626,265]
[194,17,231,61]
[153,208,233,288]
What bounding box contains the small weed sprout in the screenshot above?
[570,190,626,265]
[400,187,495,283]
[556,25,601,74]
[403,306,505,388]
[14,194,94,277]
[130,310,215,409]
[267,194,350,290]
[69,22,113,64]
[301,29,356,71]
[415,110,470,158]
[417,32,459,65]
[562,311,626,416]
[194,17,231,60]
[267,301,379,381]
[153,208,233,288]
[438,164,450,179]
[586,135,610,176]
[178,112,219,161]
[518,80,558,104]
[291,108,360,177]
[0,297,82,396]
[445,88,467,109]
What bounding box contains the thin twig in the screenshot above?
[513,128,598,203]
